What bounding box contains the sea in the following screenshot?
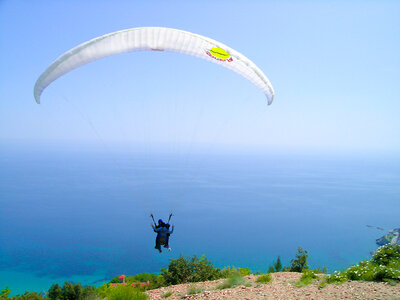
[1,143,399,295]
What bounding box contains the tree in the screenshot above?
[48,284,62,300]
[161,255,222,285]
[61,282,82,300]
[289,247,309,272]
[273,256,282,272]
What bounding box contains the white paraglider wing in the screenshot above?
[34,27,274,104]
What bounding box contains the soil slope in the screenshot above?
[146,272,400,300]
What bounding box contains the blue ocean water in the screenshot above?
[1,144,399,295]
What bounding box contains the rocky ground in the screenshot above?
[145,272,400,300]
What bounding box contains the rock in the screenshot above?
[376,228,400,246]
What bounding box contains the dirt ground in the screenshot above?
[145,272,400,300]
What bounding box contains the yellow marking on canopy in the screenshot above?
[209,47,230,59]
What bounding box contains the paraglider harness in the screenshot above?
[151,213,172,249]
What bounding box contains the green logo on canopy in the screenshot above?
[209,47,230,60]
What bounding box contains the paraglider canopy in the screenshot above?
[34,27,274,104]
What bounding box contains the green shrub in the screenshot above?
[161,291,173,298]
[238,268,252,276]
[325,271,347,284]
[7,292,45,300]
[326,245,400,284]
[217,271,245,289]
[62,282,83,300]
[127,273,165,290]
[107,285,147,300]
[191,255,222,282]
[296,269,317,287]
[288,247,309,272]
[256,274,272,284]
[95,283,111,299]
[82,286,97,299]
[161,255,221,285]
[186,284,203,295]
[1,286,11,299]
[109,273,165,290]
[161,256,193,284]
[312,267,328,274]
[220,267,236,278]
[372,245,400,266]
[267,256,283,273]
[47,282,94,300]
[48,284,62,300]
[273,256,283,272]
[220,267,252,278]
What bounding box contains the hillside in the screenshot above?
[145,272,400,300]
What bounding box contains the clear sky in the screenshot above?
[1,0,399,155]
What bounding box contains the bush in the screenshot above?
[161,291,172,298]
[161,255,221,285]
[312,267,328,274]
[186,284,203,295]
[95,284,111,299]
[285,247,309,272]
[47,282,96,300]
[326,245,400,284]
[268,256,283,273]
[1,286,11,299]
[273,256,283,272]
[219,266,252,278]
[238,268,252,276]
[107,285,147,300]
[82,286,97,298]
[296,269,317,287]
[217,271,245,289]
[125,273,165,290]
[48,284,62,300]
[220,267,236,278]
[191,255,222,282]
[6,292,45,300]
[62,282,83,300]
[372,245,400,266]
[161,256,192,284]
[256,274,272,284]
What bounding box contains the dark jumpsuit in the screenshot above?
[153,225,174,251]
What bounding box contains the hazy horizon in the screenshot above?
[1,0,400,155]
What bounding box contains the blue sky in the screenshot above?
[0,0,399,155]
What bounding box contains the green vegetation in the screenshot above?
[268,248,326,275]
[219,266,252,278]
[106,285,147,300]
[2,254,257,299]
[312,267,328,274]
[160,255,253,285]
[295,269,317,287]
[186,284,203,295]
[47,282,96,300]
[161,255,222,285]
[256,274,272,284]
[325,245,400,284]
[161,290,173,298]
[237,267,252,276]
[216,271,245,289]
[2,291,45,300]
[283,247,309,272]
[268,256,282,273]
[372,244,400,266]
[1,286,11,299]
[109,273,165,290]
[3,245,399,298]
